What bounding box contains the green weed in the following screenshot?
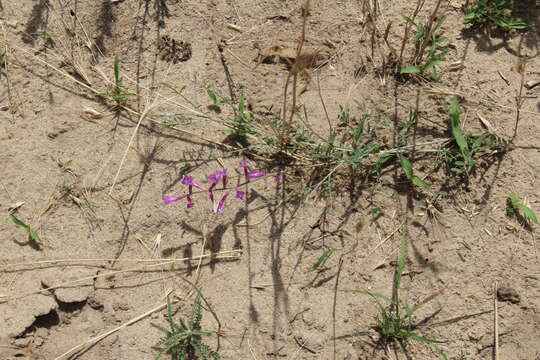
[442,97,508,176]
[206,89,222,109]
[9,214,40,243]
[305,248,338,274]
[152,295,219,360]
[507,192,538,225]
[99,55,135,107]
[228,92,258,147]
[399,15,449,80]
[343,231,447,358]
[464,0,530,30]
[399,155,429,189]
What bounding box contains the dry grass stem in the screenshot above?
[494,281,499,360]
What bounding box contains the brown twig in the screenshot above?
[512,58,526,140]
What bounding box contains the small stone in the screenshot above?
[13,336,32,348]
[34,336,44,347]
[497,285,520,304]
[35,328,49,338]
[113,301,129,311]
[87,296,104,311]
[467,326,484,341]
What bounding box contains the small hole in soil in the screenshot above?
[33,310,60,329]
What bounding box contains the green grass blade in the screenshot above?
[10,213,30,229]
[392,230,407,305]
[399,66,422,74]
[341,289,391,302]
[399,155,428,188]
[9,214,40,242]
[411,175,429,189]
[449,97,471,167]
[305,248,338,274]
[517,204,538,224]
[151,323,171,334]
[114,55,121,85]
[398,155,414,179]
[404,330,446,344]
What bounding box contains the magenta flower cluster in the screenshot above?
[162,160,281,213]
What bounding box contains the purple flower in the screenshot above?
[164,164,278,214]
[162,194,187,204]
[208,169,228,188]
[182,175,206,191]
[235,189,245,201]
[239,160,281,183]
[208,173,220,185]
[246,171,265,180]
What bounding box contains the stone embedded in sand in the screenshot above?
[41,268,97,304]
[0,294,58,339]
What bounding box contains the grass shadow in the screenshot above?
[22,0,50,45]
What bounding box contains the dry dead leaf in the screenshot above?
[8,201,25,213]
[477,113,495,135]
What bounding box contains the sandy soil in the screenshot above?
[0,1,539,359]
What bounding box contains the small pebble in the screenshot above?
[13,336,32,348]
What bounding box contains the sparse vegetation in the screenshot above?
[464,0,531,30]
[507,192,538,225]
[9,213,40,244]
[99,55,135,107]
[343,232,447,359]
[442,97,508,177]
[152,295,219,360]
[399,15,450,80]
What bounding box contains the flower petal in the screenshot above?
[181,175,194,186]
[239,160,250,169]
[162,194,187,204]
[182,175,206,191]
[235,189,245,201]
[246,171,265,180]
[208,173,220,185]
[217,169,228,188]
[215,191,231,213]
